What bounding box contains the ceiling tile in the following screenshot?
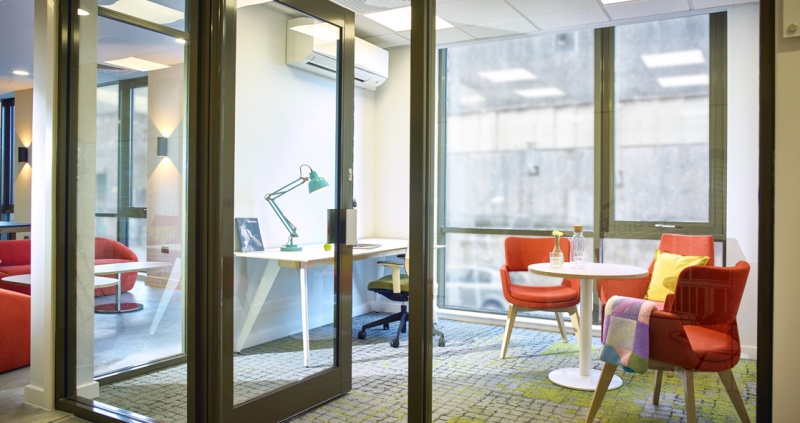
[506,0,600,17]
[604,0,691,20]
[692,0,758,9]
[355,14,396,38]
[460,18,538,39]
[437,0,523,27]
[531,8,609,31]
[435,27,476,44]
[362,33,410,48]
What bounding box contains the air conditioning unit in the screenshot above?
[286,18,389,91]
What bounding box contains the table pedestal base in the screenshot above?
[95,302,143,314]
[547,368,622,391]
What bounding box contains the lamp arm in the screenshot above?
[266,196,299,238]
[264,176,309,239]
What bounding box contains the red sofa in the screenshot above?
[0,289,30,373]
[0,237,139,296]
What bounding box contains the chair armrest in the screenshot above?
[378,261,403,294]
[597,275,650,305]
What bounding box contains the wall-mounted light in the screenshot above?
[18,146,29,163]
[157,137,168,157]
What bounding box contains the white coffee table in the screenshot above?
[1,274,119,289]
[529,262,648,391]
[94,261,172,313]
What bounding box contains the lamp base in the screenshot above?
[281,244,303,252]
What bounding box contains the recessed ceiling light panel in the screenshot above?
[104,0,183,24]
[362,6,453,32]
[641,49,704,68]
[479,68,537,83]
[657,74,709,88]
[515,87,565,98]
[12,70,30,76]
[105,57,170,72]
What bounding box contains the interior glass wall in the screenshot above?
[71,3,189,421]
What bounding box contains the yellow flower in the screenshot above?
[552,230,563,237]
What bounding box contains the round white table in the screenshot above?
[529,262,648,391]
[1,274,119,289]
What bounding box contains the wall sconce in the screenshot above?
[157,137,168,157]
[18,146,29,163]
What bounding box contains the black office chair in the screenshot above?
[357,249,445,348]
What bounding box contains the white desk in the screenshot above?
[529,262,648,391]
[234,238,408,367]
[1,274,118,289]
[94,261,172,313]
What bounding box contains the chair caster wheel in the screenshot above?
[390,339,399,348]
[383,323,390,330]
[357,330,366,339]
[438,337,446,347]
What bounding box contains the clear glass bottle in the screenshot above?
[571,225,586,269]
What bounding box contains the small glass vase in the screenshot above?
[550,236,564,268]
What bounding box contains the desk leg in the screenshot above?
[547,279,622,391]
[95,272,144,313]
[300,264,310,368]
[150,259,182,335]
[235,260,280,353]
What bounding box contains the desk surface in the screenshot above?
[235,238,407,268]
[528,262,648,280]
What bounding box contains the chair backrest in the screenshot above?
[671,260,750,326]
[504,236,572,272]
[650,234,715,275]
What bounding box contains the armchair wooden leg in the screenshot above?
[676,368,696,423]
[718,369,751,423]
[568,306,579,338]
[555,312,568,343]
[653,370,664,405]
[500,305,518,359]
[585,364,617,422]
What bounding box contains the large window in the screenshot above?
[439,13,726,319]
[0,98,14,224]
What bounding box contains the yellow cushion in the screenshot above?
[644,250,710,302]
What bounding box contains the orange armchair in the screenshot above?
[596,234,715,323]
[586,261,751,423]
[499,236,580,359]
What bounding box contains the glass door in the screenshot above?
[223,0,355,420]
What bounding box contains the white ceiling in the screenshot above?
[1,0,758,97]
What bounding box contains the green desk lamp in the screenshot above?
[264,164,329,251]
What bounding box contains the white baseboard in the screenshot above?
[24,384,52,410]
[740,345,757,360]
[77,381,100,399]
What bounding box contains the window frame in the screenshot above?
[0,98,15,220]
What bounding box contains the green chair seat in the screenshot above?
[367,274,409,293]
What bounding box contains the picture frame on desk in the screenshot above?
[235,217,264,252]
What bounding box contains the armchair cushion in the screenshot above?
[644,250,709,302]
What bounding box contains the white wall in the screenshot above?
[232,4,383,347]
[13,88,32,230]
[773,1,800,419]
[726,3,760,357]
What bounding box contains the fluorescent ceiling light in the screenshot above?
[105,57,170,72]
[104,0,183,24]
[77,8,90,16]
[290,23,340,42]
[515,87,565,98]
[479,68,537,83]
[237,0,273,8]
[175,38,187,45]
[12,70,30,76]
[362,6,453,32]
[657,74,709,88]
[600,0,637,4]
[641,49,704,68]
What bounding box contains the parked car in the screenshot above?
[442,265,508,312]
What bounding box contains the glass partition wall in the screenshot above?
[68,2,189,420]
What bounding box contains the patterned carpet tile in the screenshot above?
[97,313,756,422]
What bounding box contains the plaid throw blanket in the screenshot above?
[598,296,658,374]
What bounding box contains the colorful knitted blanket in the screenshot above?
[598,296,658,374]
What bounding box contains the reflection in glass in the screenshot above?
[445,30,595,232]
[74,10,188,422]
[614,15,710,222]
[232,2,339,404]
